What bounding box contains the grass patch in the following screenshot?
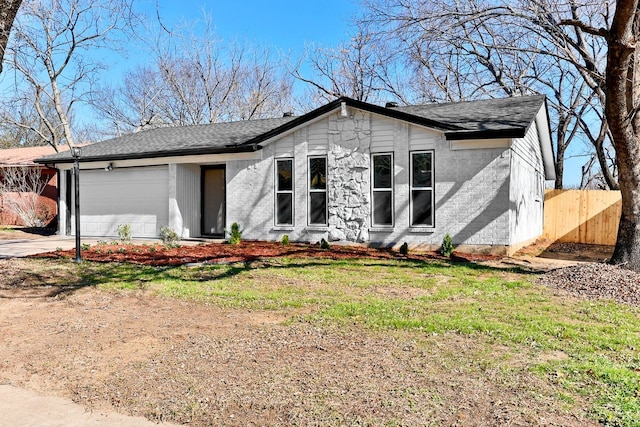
[9,256,640,425]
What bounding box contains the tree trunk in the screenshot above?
[554,138,565,189]
[606,0,640,269]
[0,0,21,73]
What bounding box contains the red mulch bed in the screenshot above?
[33,241,501,266]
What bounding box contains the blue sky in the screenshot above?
[150,0,359,53]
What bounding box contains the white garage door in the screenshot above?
[77,166,169,238]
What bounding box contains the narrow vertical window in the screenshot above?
[410,151,434,227]
[308,156,327,225]
[372,153,393,226]
[275,159,294,226]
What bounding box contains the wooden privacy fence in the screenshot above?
[543,189,621,245]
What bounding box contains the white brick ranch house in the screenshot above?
[36,96,555,255]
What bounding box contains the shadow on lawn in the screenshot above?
[0,267,90,299]
[19,242,541,298]
[78,255,540,292]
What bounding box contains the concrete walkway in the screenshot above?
[0,384,180,427]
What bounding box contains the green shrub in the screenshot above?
[226,222,243,245]
[281,234,289,246]
[160,226,180,248]
[399,242,409,255]
[117,224,131,243]
[320,238,330,250]
[81,243,90,251]
[441,233,454,258]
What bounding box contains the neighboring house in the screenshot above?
[36,96,555,254]
[0,146,63,227]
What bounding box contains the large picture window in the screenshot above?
[308,156,327,226]
[275,158,293,226]
[372,153,393,226]
[410,151,434,227]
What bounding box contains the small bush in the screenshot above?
[441,233,454,258]
[281,234,289,246]
[117,247,127,253]
[226,222,243,245]
[160,226,180,248]
[97,240,108,246]
[399,242,409,255]
[117,224,131,243]
[320,238,330,250]
[81,243,90,251]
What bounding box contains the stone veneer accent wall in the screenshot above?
[327,110,371,242]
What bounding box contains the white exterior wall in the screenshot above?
[509,123,545,248]
[226,152,274,240]
[171,164,201,238]
[225,108,515,251]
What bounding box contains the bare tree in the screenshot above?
[0,0,21,72]
[0,166,49,227]
[93,14,294,133]
[362,0,613,189]
[1,0,135,150]
[294,29,395,104]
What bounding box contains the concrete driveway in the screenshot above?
[0,235,84,258]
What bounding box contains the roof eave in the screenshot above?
[34,143,261,165]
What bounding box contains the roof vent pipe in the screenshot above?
[385,101,399,108]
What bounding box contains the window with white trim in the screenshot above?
[372,153,393,226]
[275,158,293,226]
[308,156,327,226]
[410,151,434,227]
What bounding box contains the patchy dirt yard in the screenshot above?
[0,242,601,426]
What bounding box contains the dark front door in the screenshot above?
[201,166,225,236]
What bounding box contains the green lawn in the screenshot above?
[36,257,640,425]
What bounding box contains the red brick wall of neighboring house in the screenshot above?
[0,167,58,227]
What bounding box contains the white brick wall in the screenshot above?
[224,108,541,252]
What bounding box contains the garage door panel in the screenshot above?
[77,167,168,238]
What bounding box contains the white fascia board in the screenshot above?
[535,104,556,181]
[51,151,263,171]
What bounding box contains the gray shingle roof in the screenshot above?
[36,95,546,164]
[37,116,297,163]
[392,95,545,140]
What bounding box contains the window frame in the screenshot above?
[409,150,435,228]
[274,158,294,226]
[371,152,394,227]
[308,155,328,226]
